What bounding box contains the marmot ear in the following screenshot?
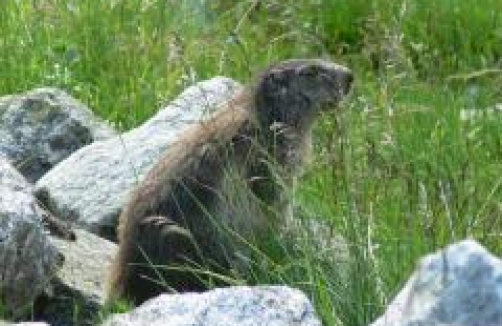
[267,69,281,81]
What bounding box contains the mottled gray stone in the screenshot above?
[371,240,502,326]
[0,88,116,182]
[0,159,63,316]
[103,286,321,326]
[50,228,117,304]
[36,78,242,239]
[35,229,117,326]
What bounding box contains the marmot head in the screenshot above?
[254,58,353,130]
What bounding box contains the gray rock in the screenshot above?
[35,229,117,326]
[371,239,502,326]
[0,158,63,317]
[102,286,321,326]
[36,78,242,239]
[0,87,116,182]
[50,228,117,304]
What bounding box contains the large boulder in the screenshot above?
[371,239,502,326]
[0,88,116,182]
[36,77,242,239]
[0,159,63,317]
[102,286,321,326]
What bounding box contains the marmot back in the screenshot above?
[108,58,353,305]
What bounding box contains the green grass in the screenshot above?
[1,0,502,325]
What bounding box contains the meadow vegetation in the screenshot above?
[1,0,501,325]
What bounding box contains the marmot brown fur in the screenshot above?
[108,59,353,304]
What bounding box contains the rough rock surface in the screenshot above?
[36,78,241,239]
[0,159,63,316]
[0,88,116,182]
[35,229,117,326]
[50,228,117,304]
[371,239,502,326]
[103,286,321,326]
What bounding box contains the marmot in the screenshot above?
[108,59,353,304]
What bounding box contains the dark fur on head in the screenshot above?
[252,59,352,170]
[255,59,352,132]
[108,58,352,305]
